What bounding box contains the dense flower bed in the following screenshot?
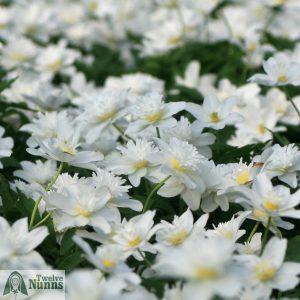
[1,0,300,299]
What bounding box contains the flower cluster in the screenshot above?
[1,0,300,299]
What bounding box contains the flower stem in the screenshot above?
[113,123,135,142]
[142,176,171,213]
[29,162,64,230]
[283,87,300,119]
[260,217,271,256]
[247,221,260,243]
[138,249,152,268]
[156,127,161,138]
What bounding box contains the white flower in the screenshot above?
[249,53,300,86]
[154,236,243,299]
[0,126,13,168]
[26,115,103,170]
[66,269,127,300]
[238,237,300,292]
[186,95,243,130]
[111,211,157,259]
[259,144,300,188]
[13,160,57,185]
[155,209,208,246]
[237,233,262,255]
[162,116,215,158]
[36,40,80,79]
[80,89,128,143]
[206,212,250,242]
[0,217,48,269]
[236,173,300,226]
[46,183,120,232]
[73,237,140,285]
[90,168,142,211]
[107,139,159,187]
[126,92,185,134]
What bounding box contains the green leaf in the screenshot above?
[60,228,76,256]
[0,78,17,93]
[286,235,300,262]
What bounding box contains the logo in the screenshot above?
[3,271,28,299]
[0,270,65,300]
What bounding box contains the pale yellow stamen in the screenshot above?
[60,144,76,156]
[248,42,257,52]
[253,208,268,220]
[48,60,62,72]
[194,267,219,280]
[88,1,98,12]
[97,110,116,122]
[9,52,27,62]
[128,236,142,247]
[275,0,287,5]
[210,112,220,123]
[167,230,187,245]
[145,111,164,122]
[223,231,234,240]
[257,124,266,135]
[264,199,279,211]
[277,74,288,82]
[254,261,276,281]
[102,258,116,268]
[133,160,148,170]
[235,170,250,185]
[171,157,186,173]
[167,36,182,45]
[75,207,91,218]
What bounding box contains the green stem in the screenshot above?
[138,249,152,268]
[260,217,271,256]
[156,127,161,138]
[247,221,260,243]
[29,162,64,230]
[283,87,300,119]
[113,123,135,142]
[271,218,282,239]
[142,175,171,213]
[32,212,51,229]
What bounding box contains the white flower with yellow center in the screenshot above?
[80,89,128,143]
[149,137,206,192]
[73,236,140,285]
[0,126,13,169]
[235,173,300,227]
[186,95,242,130]
[249,53,300,86]
[237,233,262,255]
[111,211,157,259]
[107,139,159,187]
[45,183,120,232]
[154,236,243,299]
[155,209,208,246]
[126,92,185,134]
[238,237,300,292]
[260,144,300,188]
[206,212,250,242]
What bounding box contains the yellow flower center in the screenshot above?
[48,60,62,72]
[264,199,279,211]
[210,112,220,123]
[88,1,98,11]
[253,208,268,220]
[257,124,266,135]
[97,109,116,122]
[75,207,92,218]
[10,52,27,62]
[145,111,164,122]
[60,144,77,156]
[167,36,182,45]
[133,160,148,170]
[223,231,234,240]
[102,258,116,268]
[167,230,187,245]
[235,170,250,185]
[0,23,6,30]
[128,236,142,247]
[277,74,288,82]
[26,25,37,34]
[254,261,276,281]
[275,0,287,5]
[171,157,186,173]
[248,42,257,52]
[194,267,219,280]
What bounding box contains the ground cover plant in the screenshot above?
[1,0,300,299]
